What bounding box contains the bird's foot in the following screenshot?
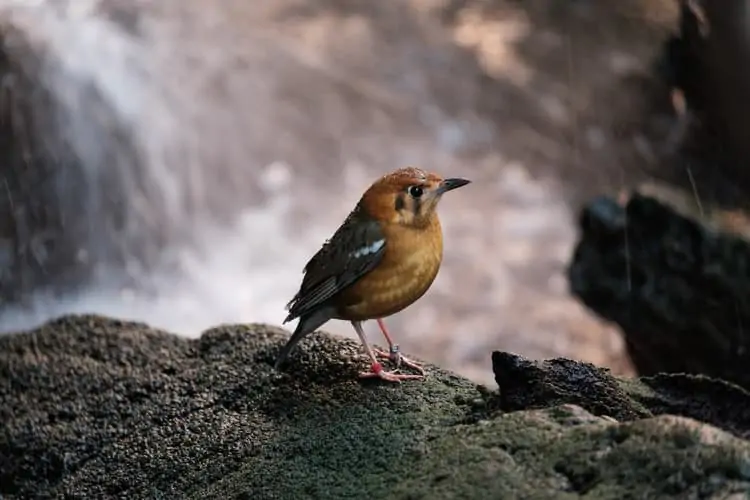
[359,362,424,383]
[373,345,426,376]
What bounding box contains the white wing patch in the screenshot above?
[349,239,385,259]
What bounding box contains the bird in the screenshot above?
[274,166,471,382]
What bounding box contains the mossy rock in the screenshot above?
[1,315,749,498]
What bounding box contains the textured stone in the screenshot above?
[1,315,750,498]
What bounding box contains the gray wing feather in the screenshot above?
[284,204,386,322]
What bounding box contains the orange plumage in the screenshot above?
[275,166,470,382]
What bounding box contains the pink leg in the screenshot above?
[351,321,424,382]
[373,318,426,376]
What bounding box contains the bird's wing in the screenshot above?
[284,204,386,321]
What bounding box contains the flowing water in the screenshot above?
[0,0,677,384]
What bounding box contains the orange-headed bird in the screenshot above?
[275,166,470,382]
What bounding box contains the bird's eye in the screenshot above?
[408,185,424,198]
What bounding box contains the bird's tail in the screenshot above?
[274,308,334,370]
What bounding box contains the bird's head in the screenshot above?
[360,166,471,228]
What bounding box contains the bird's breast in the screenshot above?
[338,219,443,320]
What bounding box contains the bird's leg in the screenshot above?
[351,321,423,382]
[372,318,426,376]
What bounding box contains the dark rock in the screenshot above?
[2,315,750,498]
[492,350,750,440]
[492,351,651,421]
[569,192,750,390]
[637,373,750,440]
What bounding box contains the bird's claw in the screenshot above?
[373,345,426,376]
[374,346,402,367]
[359,362,424,383]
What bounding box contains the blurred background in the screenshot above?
[0,0,687,385]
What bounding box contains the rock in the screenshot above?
[492,351,652,421]
[568,192,750,391]
[2,315,750,498]
[493,351,750,440]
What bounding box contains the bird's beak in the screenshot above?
[437,177,471,194]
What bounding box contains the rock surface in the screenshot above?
[2,315,750,498]
[569,191,750,391]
